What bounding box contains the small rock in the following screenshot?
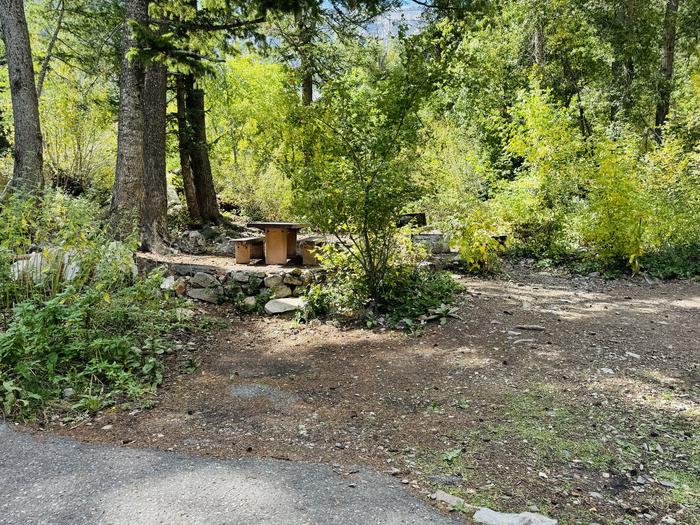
[473,507,557,525]
[62,388,75,399]
[430,490,466,509]
[246,276,264,291]
[283,274,304,286]
[230,271,250,283]
[335,443,346,450]
[101,425,113,431]
[300,270,314,285]
[625,351,641,359]
[513,339,536,345]
[243,296,257,309]
[160,275,176,290]
[661,516,677,524]
[173,278,187,296]
[599,368,614,374]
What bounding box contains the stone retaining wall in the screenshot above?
[158,264,321,311]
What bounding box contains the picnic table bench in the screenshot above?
[232,236,264,265]
[247,222,308,265]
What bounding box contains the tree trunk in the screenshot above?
[610,1,636,120]
[176,76,202,225]
[531,20,545,67]
[301,69,313,106]
[296,7,314,106]
[654,0,680,141]
[36,0,65,100]
[141,61,169,252]
[185,80,220,224]
[0,0,43,194]
[110,0,148,237]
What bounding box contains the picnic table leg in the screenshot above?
[235,243,251,265]
[287,229,298,258]
[264,228,288,265]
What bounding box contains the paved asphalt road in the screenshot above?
[0,424,461,525]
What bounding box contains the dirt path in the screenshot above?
[45,266,700,524]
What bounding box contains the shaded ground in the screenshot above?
[42,265,699,524]
[0,424,457,524]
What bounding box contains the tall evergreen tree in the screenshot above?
[0,0,43,195]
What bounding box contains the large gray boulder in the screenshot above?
[166,183,181,208]
[10,252,47,281]
[271,284,292,299]
[413,230,451,254]
[264,274,284,288]
[187,287,223,304]
[178,230,207,254]
[264,297,305,315]
[190,272,220,289]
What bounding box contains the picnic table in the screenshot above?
[247,222,308,265]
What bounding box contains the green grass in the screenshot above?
[481,387,615,471]
[659,470,700,517]
[416,382,700,523]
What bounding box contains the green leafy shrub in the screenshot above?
[453,204,510,273]
[448,81,700,276]
[0,272,180,419]
[0,191,183,420]
[300,243,462,331]
[577,137,649,271]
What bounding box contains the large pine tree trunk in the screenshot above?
[655,0,681,141]
[110,0,148,236]
[0,0,43,194]
[176,76,202,225]
[185,81,220,224]
[141,61,169,252]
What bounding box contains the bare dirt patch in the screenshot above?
[43,265,700,524]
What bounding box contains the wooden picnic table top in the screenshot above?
[247,222,308,231]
